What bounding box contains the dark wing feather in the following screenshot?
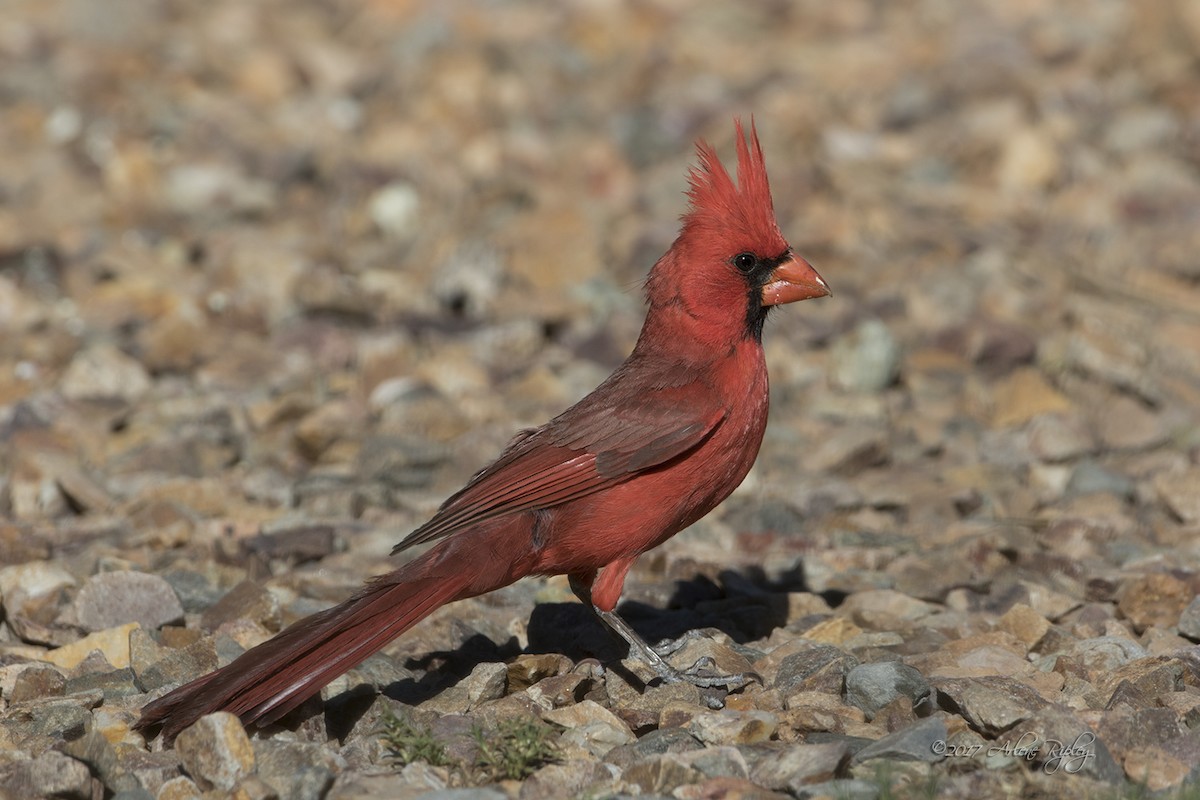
[393,367,724,554]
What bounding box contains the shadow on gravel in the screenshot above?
[318,565,807,737]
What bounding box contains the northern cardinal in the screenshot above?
[136,119,830,740]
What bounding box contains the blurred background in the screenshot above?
[2,0,1200,793]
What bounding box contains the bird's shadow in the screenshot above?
[322,562,809,734]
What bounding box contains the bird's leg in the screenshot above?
[568,573,759,692]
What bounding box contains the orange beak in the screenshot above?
[762,253,831,306]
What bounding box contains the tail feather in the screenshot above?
[136,567,473,740]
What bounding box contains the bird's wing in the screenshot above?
[392,382,725,554]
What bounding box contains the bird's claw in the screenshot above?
[651,629,710,658]
[655,656,763,691]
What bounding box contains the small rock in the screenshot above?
[26,751,93,800]
[43,622,139,670]
[200,581,281,633]
[1154,467,1200,524]
[933,677,1049,736]
[605,727,703,770]
[174,712,256,792]
[844,662,931,721]
[0,561,77,618]
[688,710,777,745]
[8,663,67,702]
[59,343,151,403]
[133,633,218,692]
[774,644,860,696]
[991,368,1070,427]
[1068,636,1148,679]
[519,761,615,800]
[997,127,1059,191]
[156,776,202,800]
[1177,596,1200,641]
[1066,461,1135,500]
[71,571,184,633]
[795,779,880,800]
[783,691,867,734]
[165,163,276,217]
[1027,413,1097,462]
[507,653,572,692]
[622,754,704,795]
[1096,394,1167,451]
[543,700,634,756]
[997,604,1051,650]
[807,427,890,476]
[1123,746,1192,792]
[994,707,1124,783]
[253,740,344,800]
[851,716,947,764]
[462,662,508,708]
[839,590,933,629]
[368,182,420,240]
[830,320,901,393]
[750,742,850,792]
[1116,573,1191,633]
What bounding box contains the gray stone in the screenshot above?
[688,710,777,745]
[254,740,344,800]
[796,779,880,800]
[933,677,1048,736]
[844,662,931,720]
[200,580,281,633]
[750,742,850,792]
[852,717,947,764]
[1178,595,1200,641]
[1066,461,1134,500]
[72,570,184,632]
[174,712,255,792]
[605,727,702,769]
[993,707,1123,784]
[831,319,902,393]
[775,644,860,695]
[26,751,93,800]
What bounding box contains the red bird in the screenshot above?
[137,120,830,740]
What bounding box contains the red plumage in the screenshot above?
[136,119,830,741]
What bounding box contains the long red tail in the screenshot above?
[136,561,475,740]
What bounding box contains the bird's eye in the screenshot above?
[733,252,757,272]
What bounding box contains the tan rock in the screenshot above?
[43,622,139,670]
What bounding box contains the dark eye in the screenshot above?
[733,252,757,272]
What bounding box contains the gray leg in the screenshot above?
[569,574,760,691]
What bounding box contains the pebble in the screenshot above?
[59,343,152,403]
[749,742,849,792]
[932,677,1048,736]
[173,713,256,792]
[43,623,139,670]
[368,182,421,240]
[71,571,184,633]
[1116,573,1191,633]
[829,320,901,393]
[844,662,931,721]
[1154,467,1200,524]
[688,710,777,746]
[851,717,947,764]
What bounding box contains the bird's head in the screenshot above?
[642,119,830,350]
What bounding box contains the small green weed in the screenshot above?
[379,711,559,784]
[379,709,452,768]
[470,717,560,782]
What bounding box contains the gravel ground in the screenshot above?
[2,1,1200,798]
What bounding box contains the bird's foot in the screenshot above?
[653,654,762,691]
[651,628,711,658]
